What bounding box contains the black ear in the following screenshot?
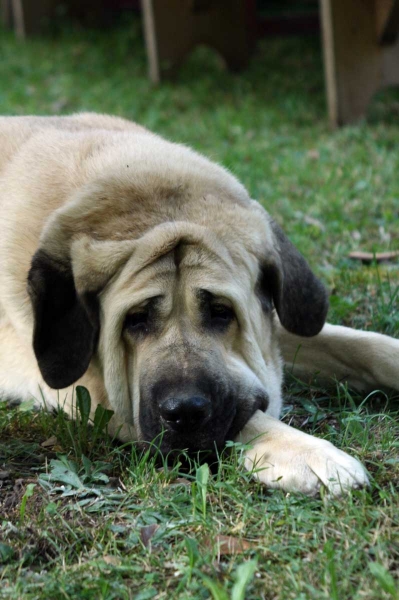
[259,220,329,337]
[27,250,99,389]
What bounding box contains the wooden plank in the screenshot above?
[141,0,160,83]
[320,0,338,128]
[376,0,399,44]
[320,0,399,126]
[376,0,394,40]
[11,0,25,39]
[141,0,251,83]
[3,0,61,36]
[381,40,399,85]
[1,0,12,27]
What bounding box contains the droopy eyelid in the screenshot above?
[126,294,164,314]
[196,288,234,307]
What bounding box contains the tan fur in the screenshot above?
[0,113,397,496]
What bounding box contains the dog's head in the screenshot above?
[27,172,328,454]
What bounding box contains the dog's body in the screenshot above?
[1,113,398,496]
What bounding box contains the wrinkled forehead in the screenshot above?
[102,229,262,315]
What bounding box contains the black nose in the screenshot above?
[159,396,212,432]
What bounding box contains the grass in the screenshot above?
[0,14,398,600]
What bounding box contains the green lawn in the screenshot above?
[0,15,398,600]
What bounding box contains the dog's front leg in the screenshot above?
[237,410,369,496]
[278,322,399,393]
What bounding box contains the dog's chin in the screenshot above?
[139,425,230,458]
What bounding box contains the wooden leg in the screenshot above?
[3,0,60,36]
[141,0,251,84]
[1,0,12,28]
[320,0,399,127]
[12,0,25,39]
[3,1,110,36]
[376,0,399,44]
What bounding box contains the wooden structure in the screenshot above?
[1,0,65,36]
[320,0,399,126]
[142,0,399,124]
[141,0,253,84]
[0,0,117,36]
[2,1,399,126]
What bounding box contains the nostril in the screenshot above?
[188,396,212,416]
[159,398,184,423]
[159,396,212,430]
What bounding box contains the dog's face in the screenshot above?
[27,183,328,454]
[97,224,276,453]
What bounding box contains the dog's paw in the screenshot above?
[239,412,369,497]
[245,438,369,496]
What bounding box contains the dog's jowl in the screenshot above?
[1,113,398,496]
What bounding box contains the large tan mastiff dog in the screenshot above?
[0,113,398,496]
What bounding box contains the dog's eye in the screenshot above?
[124,311,148,334]
[209,304,235,329]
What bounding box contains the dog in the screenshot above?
[0,113,397,496]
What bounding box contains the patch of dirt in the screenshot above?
[0,437,57,520]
